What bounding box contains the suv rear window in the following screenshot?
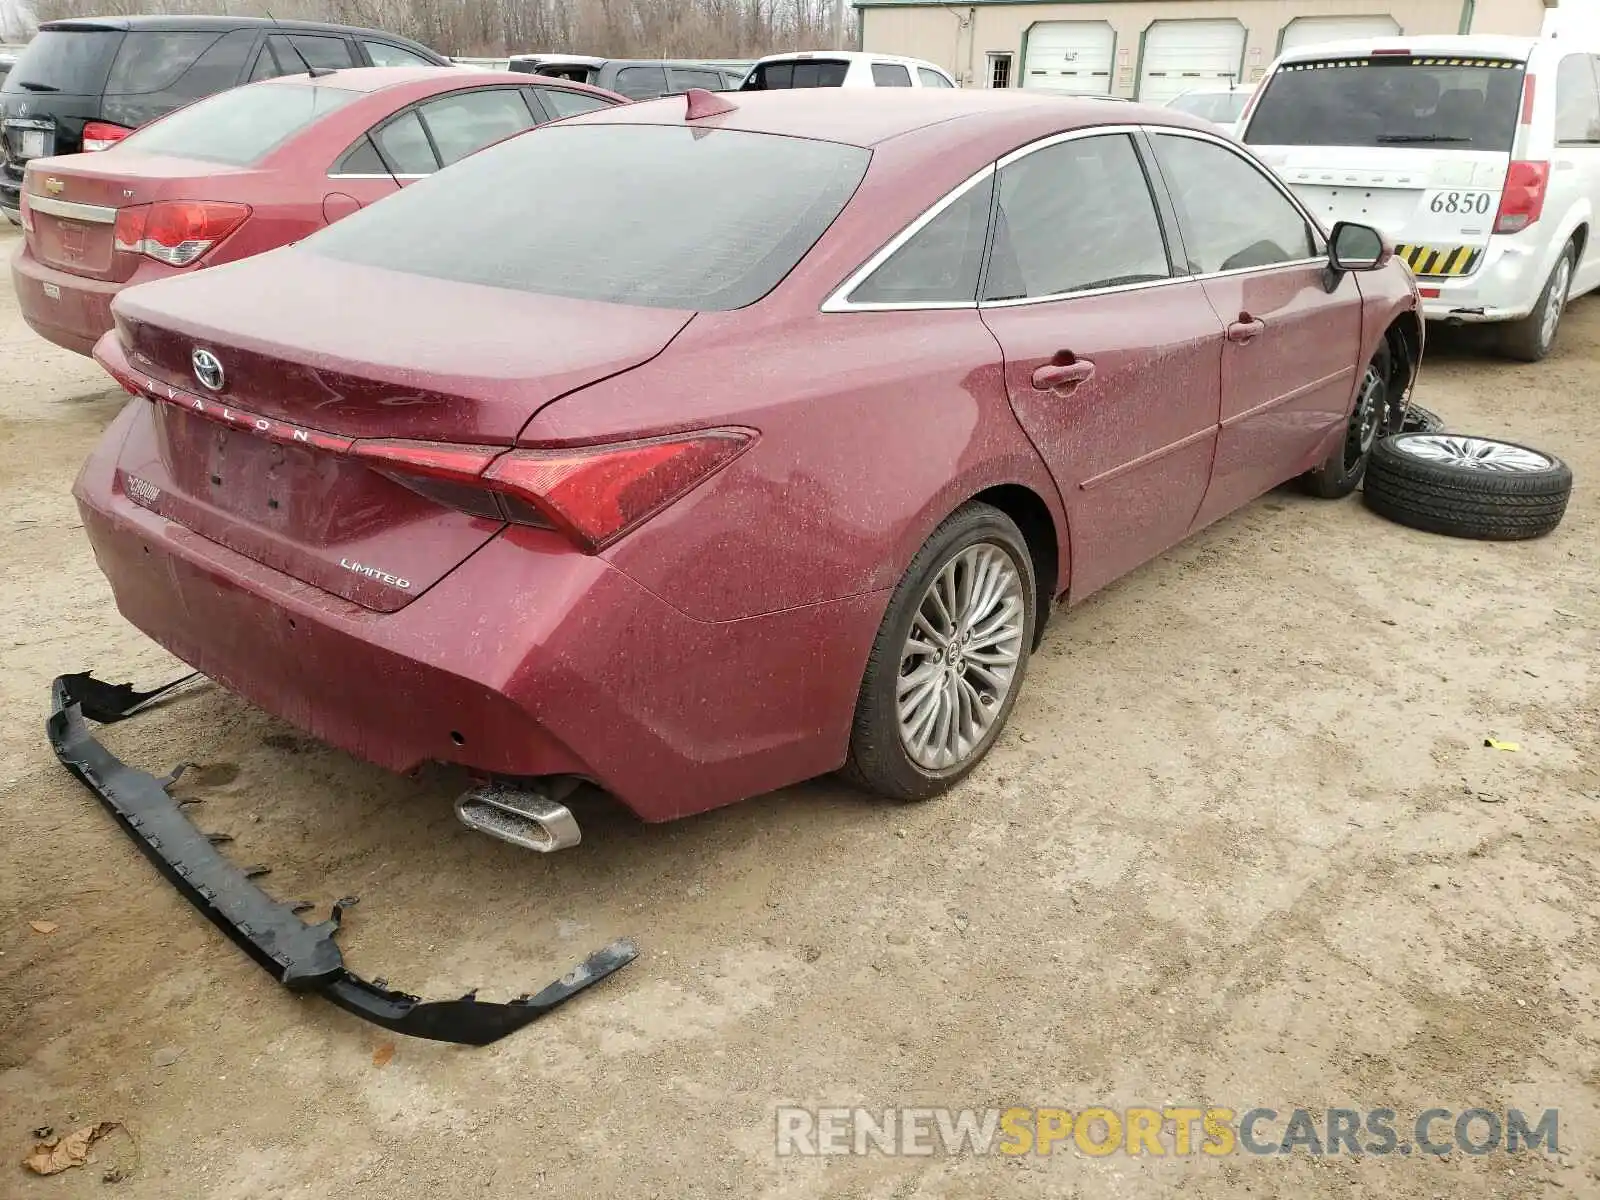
[305,124,870,310]
[1,29,121,95]
[740,59,850,89]
[117,81,358,165]
[1245,55,1524,151]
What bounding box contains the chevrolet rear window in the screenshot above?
[304,123,871,310]
[117,81,358,164]
[1245,56,1525,151]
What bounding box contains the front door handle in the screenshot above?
[1226,314,1265,344]
[1031,357,1096,392]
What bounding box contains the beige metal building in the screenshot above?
[857,0,1553,99]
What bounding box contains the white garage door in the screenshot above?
[1137,19,1246,106]
[1023,21,1115,94]
[1278,15,1403,54]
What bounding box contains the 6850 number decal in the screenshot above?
[1429,190,1495,215]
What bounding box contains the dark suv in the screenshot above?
[1,16,448,223]
[506,56,747,99]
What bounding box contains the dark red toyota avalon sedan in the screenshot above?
[75,89,1421,839]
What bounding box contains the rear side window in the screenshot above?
[374,109,438,173]
[540,88,614,118]
[250,33,355,81]
[419,88,534,166]
[306,124,870,310]
[871,63,912,87]
[985,134,1170,301]
[613,64,668,99]
[117,81,358,165]
[850,175,994,304]
[104,29,255,101]
[918,67,952,88]
[1,29,121,95]
[668,67,725,91]
[741,59,850,89]
[1244,56,1524,151]
[1555,54,1600,145]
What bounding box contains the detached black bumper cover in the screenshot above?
[47,672,637,1046]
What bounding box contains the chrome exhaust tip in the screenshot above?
[455,779,582,852]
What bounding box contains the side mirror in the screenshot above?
[1329,220,1391,272]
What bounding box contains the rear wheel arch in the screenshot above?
[969,483,1061,649]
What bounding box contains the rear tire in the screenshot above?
[1500,241,1575,363]
[843,503,1036,801]
[1362,433,1572,540]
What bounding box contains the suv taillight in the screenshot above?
[113,200,251,266]
[1494,161,1549,234]
[81,120,132,152]
[18,187,32,233]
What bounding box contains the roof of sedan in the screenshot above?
[578,87,1203,146]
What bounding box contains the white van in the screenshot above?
[738,51,956,91]
[1241,34,1600,360]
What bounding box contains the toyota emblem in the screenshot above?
[191,348,225,392]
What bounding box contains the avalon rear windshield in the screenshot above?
[1,29,121,95]
[117,82,358,165]
[1245,56,1524,150]
[305,123,871,310]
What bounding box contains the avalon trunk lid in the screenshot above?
[1244,51,1526,278]
[24,153,253,281]
[107,252,693,611]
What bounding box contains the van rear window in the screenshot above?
[0,29,121,96]
[1245,56,1524,151]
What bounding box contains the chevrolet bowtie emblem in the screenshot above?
[44,177,65,195]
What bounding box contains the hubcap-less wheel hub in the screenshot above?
[1542,256,1571,350]
[897,543,1025,771]
[1344,363,1385,472]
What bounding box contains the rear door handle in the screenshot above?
[1031,358,1096,392]
[1226,315,1265,344]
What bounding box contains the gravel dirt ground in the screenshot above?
[1,217,1597,1199]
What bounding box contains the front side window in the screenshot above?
[613,64,669,99]
[1555,53,1600,145]
[984,133,1170,301]
[919,67,954,88]
[872,63,912,87]
[849,175,995,304]
[1150,133,1315,274]
[364,41,433,68]
[1244,56,1524,151]
[540,88,614,118]
[418,88,534,166]
[115,81,358,165]
[306,124,870,311]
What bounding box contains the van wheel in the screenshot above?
[842,503,1036,801]
[1501,241,1575,363]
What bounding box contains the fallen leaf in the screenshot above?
[1484,738,1521,752]
[372,1042,395,1067]
[22,1121,122,1176]
[29,921,57,935]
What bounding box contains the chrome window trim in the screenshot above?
[821,161,996,313]
[24,195,117,224]
[326,172,426,180]
[821,122,1334,314]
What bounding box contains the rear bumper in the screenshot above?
[10,241,130,355]
[48,671,637,1044]
[74,402,884,821]
[1417,233,1551,324]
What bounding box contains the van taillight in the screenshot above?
[114,200,251,266]
[1494,161,1549,234]
[81,120,132,152]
